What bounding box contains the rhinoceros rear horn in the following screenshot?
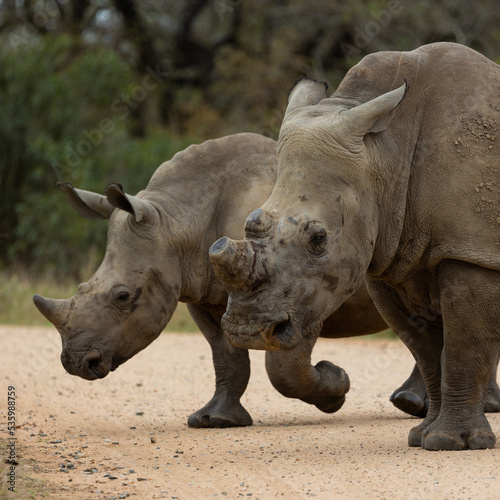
[105,183,158,225]
[33,295,69,327]
[57,182,114,220]
[284,77,329,119]
[244,208,275,235]
[209,237,250,289]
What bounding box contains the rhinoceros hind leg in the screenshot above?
[484,354,500,412]
[485,387,500,412]
[393,361,500,416]
[188,399,252,428]
[390,363,429,418]
[391,390,427,417]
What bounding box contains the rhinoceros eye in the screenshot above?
[117,292,130,302]
[313,233,326,245]
[309,229,327,254]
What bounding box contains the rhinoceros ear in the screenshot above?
[57,182,114,220]
[284,77,329,119]
[339,81,408,138]
[105,183,158,225]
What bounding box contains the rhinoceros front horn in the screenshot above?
[209,237,250,289]
[33,295,69,327]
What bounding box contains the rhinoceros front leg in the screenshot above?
[369,262,499,451]
[186,303,252,428]
[265,329,350,413]
[366,278,444,447]
[416,261,499,451]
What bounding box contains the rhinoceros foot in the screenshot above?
[315,394,346,414]
[422,423,496,451]
[409,414,496,450]
[187,398,253,428]
[390,364,429,417]
[392,363,500,416]
[307,361,350,414]
[390,390,428,418]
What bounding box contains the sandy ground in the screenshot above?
[1,325,499,500]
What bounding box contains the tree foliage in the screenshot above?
[1,0,500,276]
[0,34,191,277]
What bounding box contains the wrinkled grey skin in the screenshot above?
[33,132,435,426]
[211,43,500,449]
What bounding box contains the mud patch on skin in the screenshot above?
[323,274,339,292]
[454,112,499,163]
[129,287,143,312]
[248,242,270,292]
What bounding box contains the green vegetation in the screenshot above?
[366,329,397,340]
[0,35,194,279]
[2,1,500,327]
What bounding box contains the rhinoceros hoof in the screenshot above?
[187,401,253,429]
[415,415,497,451]
[314,394,346,414]
[312,361,350,413]
[317,361,350,394]
[422,430,496,451]
[467,431,497,449]
[408,423,426,447]
[391,390,428,418]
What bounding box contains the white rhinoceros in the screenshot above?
[34,133,378,426]
[33,132,496,429]
[210,43,500,449]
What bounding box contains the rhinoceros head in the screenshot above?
[34,183,180,380]
[210,78,407,350]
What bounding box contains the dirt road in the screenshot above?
[1,325,499,499]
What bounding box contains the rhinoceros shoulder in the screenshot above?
[147,133,276,191]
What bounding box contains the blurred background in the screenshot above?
[1,0,500,325]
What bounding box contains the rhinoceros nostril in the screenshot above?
[84,350,102,376]
[270,320,296,347]
[87,356,100,370]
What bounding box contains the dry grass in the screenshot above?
[0,271,395,338]
[0,271,198,332]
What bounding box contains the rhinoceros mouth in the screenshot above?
[62,341,146,380]
[222,313,302,351]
